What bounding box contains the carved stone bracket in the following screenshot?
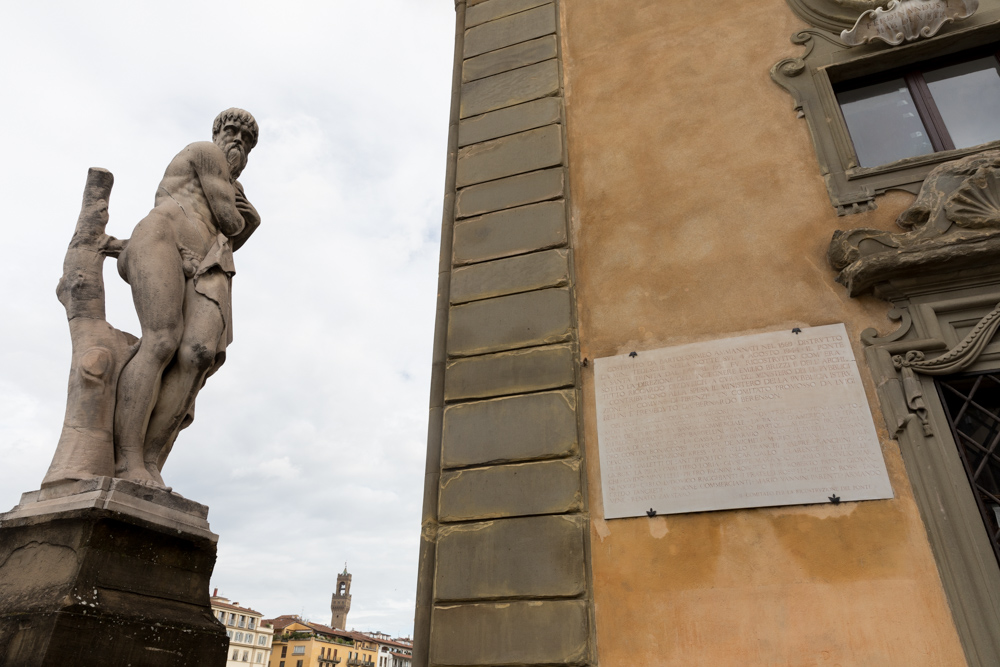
[832,150,1000,438]
[829,149,1000,295]
[841,0,979,46]
[861,307,913,345]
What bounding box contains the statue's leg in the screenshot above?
[143,278,225,478]
[114,227,185,486]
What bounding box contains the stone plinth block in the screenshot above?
[0,478,226,666]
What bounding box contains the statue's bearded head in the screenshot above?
[212,108,258,179]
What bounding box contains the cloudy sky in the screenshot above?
[0,1,454,638]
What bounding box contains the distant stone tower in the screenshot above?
[330,565,352,630]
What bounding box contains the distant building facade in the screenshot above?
[330,566,352,630]
[365,632,412,667]
[265,617,376,667]
[211,590,274,665]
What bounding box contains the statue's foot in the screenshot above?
[116,465,171,492]
[131,478,173,493]
[143,462,172,493]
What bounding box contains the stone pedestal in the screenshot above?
[0,478,227,666]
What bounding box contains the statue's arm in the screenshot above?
[189,143,245,238]
[229,181,260,252]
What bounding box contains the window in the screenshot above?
[258,636,266,646]
[248,618,256,629]
[232,650,239,660]
[297,662,303,667]
[228,613,236,626]
[242,650,249,661]
[281,646,287,658]
[227,630,233,639]
[292,646,305,655]
[256,654,263,663]
[218,611,226,622]
[836,47,1000,168]
[239,615,246,628]
[773,15,1000,214]
[279,662,285,667]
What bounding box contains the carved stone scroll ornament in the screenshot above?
[890,301,1000,434]
[785,0,890,33]
[841,0,979,46]
[829,149,1000,296]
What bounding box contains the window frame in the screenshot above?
[862,276,1000,665]
[772,7,1000,215]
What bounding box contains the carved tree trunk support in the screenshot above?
[41,168,136,488]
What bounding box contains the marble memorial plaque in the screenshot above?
[595,324,893,519]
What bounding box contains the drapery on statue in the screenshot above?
[41,108,261,491]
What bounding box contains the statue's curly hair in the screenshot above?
[212,108,259,150]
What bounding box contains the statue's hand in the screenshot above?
[102,236,128,258]
[230,181,261,251]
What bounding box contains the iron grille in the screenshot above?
[937,372,1000,567]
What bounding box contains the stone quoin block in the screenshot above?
[460,59,560,119]
[455,167,563,219]
[465,0,552,28]
[456,124,563,188]
[464,4,557,58]
[441,389,578,467]
[443,344,575,402]
[434,515,587,600]
[429,599,590,665]
[463,35,558,83]
[447,287,573,357]
[438,459,582,521]
[451,248,569,304]
[458,96,562,148]
[453,199,567,264]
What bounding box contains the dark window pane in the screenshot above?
[925,56,1000,150]
[937,373,1000,568]
[837,78,934,167]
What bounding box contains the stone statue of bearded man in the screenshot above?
[112,108,261,488]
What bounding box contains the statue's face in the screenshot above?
[214,121,251,179]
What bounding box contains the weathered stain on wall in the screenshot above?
[561,0,968,663]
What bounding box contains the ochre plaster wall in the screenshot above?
[561,1,968,664]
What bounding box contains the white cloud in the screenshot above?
[0,0,453,639]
